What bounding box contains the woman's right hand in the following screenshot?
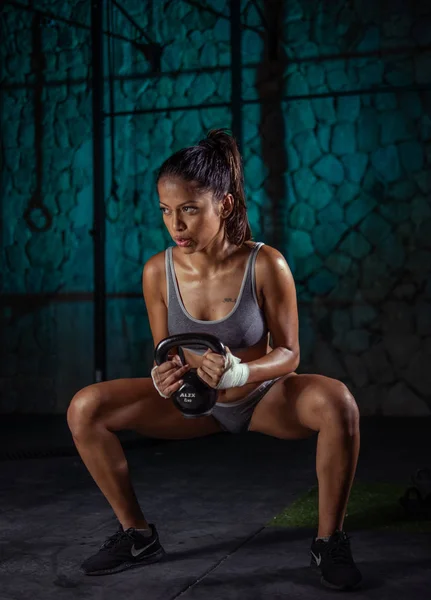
[151,355,191,398]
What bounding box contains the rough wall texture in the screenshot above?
[1,0,431,416]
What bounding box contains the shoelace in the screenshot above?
[327,533,354,565]
[100,529,133,550]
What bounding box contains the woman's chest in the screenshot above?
[162,251,265,321]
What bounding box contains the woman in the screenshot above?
[67,129,361,591]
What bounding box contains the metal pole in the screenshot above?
[91,0,106,382]
[230,0,242,152]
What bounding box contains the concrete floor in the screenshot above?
[0,417,430,599]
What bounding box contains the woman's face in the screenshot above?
[157,177,226,251]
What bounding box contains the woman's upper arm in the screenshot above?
[142,255,169,368]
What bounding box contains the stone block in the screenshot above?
[289,203,315,231]
[359,62,383,86]
[6,243,29,273]
[415,214,431,249]
[286,101,316,135]
[412,16,431,45]
[336,95,360,122]
[375,232,405,269]
[313,222,348,255]
[371,145,401,183]
[308,268,338,295]
[293,130,321,167]
[174,111,202,147]
[325,253,352,276]
[381,300,415,334]
[295,254,322,279]
[123,228,141,262]
[286,72,309,96]
[399,140,424,172]
[345,194,376,227]
[359,212,391,245]
[389,180,417,200]
[415,51,431,85]
[344,354,369,388]
[340,231,371,259]
[190,73,216,103]
[336,181,359,206]
[393,283,417,300]
[308,179,334,210]
[287,145,300,171]
[342,153,368,184]
[344,329,371,353]
[327,69,349,91]
[417,171,431,194]
[307,64,325,88]
[412,196,431,226]
[358,108,379,152]
[289,230,314,258]
[380,110,415,145]
[285,19,309,45]
[25,231,64,270]
[362,343,395,384]
[332,308,351,334]
[162,41,184,70]
[214,17,230,42]
[352,303,378,328]
[174,73,196,99]
[385,58,414,86]
[416,300,431,335]
[311,97,337,124]
[354,385,381,416]
[360,254,392,301]
[293,167,317,199]
[375,93,397,111]
[331,123,356,155]
[399,91,423,119]
[379,202,411,224]
[383,333,420,369]
[317,124,331,153]
[381,382,430,416]
[296,42,319,59]
[313,155,344,185]
[406,250,431,285]
[246,154,268,191]
[201,42,218,67]
[313,339,346,378]
[317,202,343,224]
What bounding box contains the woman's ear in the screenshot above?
[219,193,234,219]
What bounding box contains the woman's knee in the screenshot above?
[316,379,360,432]
[67,384,103,435]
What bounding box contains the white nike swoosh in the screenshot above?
[130,536,157,557]
[311,550,322,566]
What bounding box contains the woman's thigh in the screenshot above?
[68,377,223,440]
[248,373,321,439]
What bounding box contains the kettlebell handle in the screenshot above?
[154,333,227,366]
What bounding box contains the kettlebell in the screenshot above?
[154,333,227,418]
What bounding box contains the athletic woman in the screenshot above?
[67,129,362,590]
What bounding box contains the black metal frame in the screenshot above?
[91,0,106,382]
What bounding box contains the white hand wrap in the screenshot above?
[215,351,250,390]
[151,365,170,398]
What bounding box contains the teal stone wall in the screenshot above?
[1,1,431,416]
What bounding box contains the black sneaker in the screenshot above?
[81,523,166,575]
[310,529,362,590]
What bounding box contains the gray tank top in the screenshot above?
[165,242,268,355]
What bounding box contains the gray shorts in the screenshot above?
[211,378,282,434]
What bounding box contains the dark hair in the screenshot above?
[156,129,253,246]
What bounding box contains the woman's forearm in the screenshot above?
[244,347,300,384]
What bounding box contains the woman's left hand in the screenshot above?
[197,347,230,389]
